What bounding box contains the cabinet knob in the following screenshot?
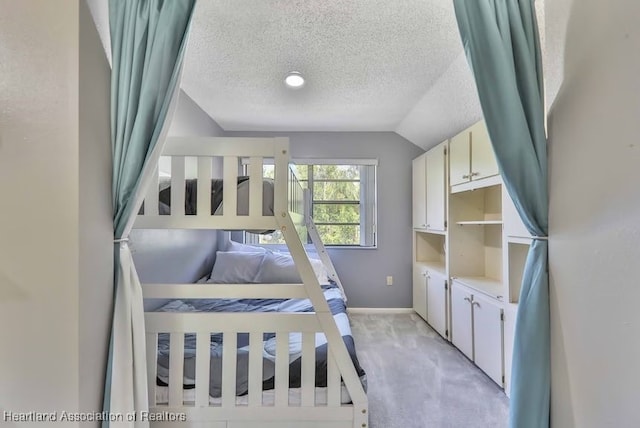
[462,174,470,179]
[472,301,480,308]
[463,297,472,303]
[426,224,430,228]
[470,172,480,177]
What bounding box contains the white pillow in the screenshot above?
[208,251,265,283]
[255,252,329,285]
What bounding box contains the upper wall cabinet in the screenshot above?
[450,120,500,191]
[412,141,447,232]
[425,142,447,232]
[412,153,428,229]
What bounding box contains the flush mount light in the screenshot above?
[284,71,305,89]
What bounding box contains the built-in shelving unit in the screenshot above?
[412,120,530,391]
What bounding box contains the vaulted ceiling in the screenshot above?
[87,0,485,149]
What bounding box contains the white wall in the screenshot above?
[79,0,114,417]
[546,1,640,427]
[0,0,81,423]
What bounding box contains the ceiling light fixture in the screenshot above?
[284,71,305,89]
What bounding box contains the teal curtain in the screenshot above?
[453,1,549,428]
[104,1,196,426]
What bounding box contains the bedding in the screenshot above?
[153,282,367,399]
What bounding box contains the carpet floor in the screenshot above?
[349,313,509,428]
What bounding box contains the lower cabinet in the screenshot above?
[413,265,428,321]
[426,270,448,339]
[451,280,504,386]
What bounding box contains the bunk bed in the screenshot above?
[133,137,368,428]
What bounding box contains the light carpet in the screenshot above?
[349,313,509,428]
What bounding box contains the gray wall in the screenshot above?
[546,0,640,426]
[0,0,81,420]
[79,0,114,417]
[226,131,424,308]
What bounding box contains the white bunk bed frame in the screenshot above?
[134,137,368,428]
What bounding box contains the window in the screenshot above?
[245,160,377,247]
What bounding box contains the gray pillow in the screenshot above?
[255,252,328,284]
[208,251,266,283]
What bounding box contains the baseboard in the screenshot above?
[347,307,415,314]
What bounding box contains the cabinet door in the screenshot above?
[425,143,446,231]
[470,121,499,181]
[412,154,427,229]
[449,130,470,187]
[427,270,447,339]
[451,281,473,359]
[502,305,517,397]
[413,265,428,321]
[472,293,504,386]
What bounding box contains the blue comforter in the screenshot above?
[154,283,366,398]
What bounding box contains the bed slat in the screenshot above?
[144,165,159,216]
[327,346,340,407]
[169,333,185,407]
[301,332,316,406]
[195,332,211,407]
[197,157,212,217]
[248,332,263,407]
[146,333,158,407]
[248,156,263,217]
[171,156,185,216]
[275,332,290,407]
[223,156,238,217]
[221,332,238,408]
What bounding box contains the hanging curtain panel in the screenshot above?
[104,1,197,427]
[453,1,549,428]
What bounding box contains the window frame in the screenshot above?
[244,158,377,248]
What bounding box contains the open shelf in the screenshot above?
[449,184,502,223]
[414,231,446,272]
[449,184,503,291]
[453,276,503,300]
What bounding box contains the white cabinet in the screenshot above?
[451,282,474,359]
[451,281,504,387]
[412,154,427,229]
[413,141,447,232]
[413,264,428,321]
[449,120,499,190]
[427,269,448,339]
[472,292,504,386]
[425,142,447,231]
[502,304,517,397]
[469,120,500,182]
[449,130,470,187]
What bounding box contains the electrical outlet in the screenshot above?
[386,276,393,286]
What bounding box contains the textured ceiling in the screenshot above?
[86,0,485,149]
